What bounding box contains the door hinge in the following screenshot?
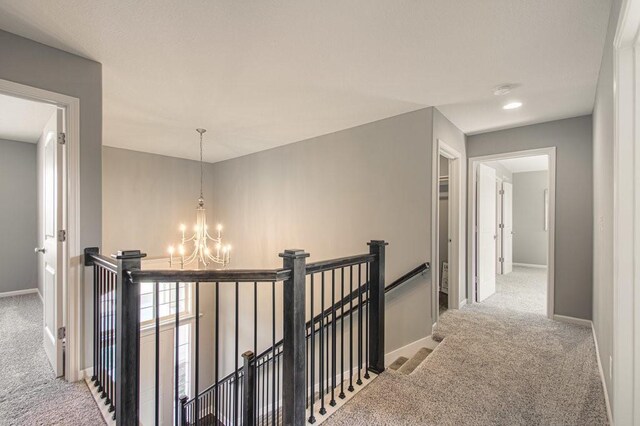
[499,189,504,195]
[499,257,504,263]
[499,223,504,229]
[58,132,66,145]
[58,229,66,242]
[57,326,66,340]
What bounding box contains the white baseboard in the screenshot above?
[0,288,38,298]
[591,324,613,425]
[385,335,439,366]
[553,314,592,327]
[513,263,547,269]
[458,298,467,308]
[37,289,43,303]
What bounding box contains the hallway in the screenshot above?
[325,272,608,425]
[491,265,547,315]
[0,294,104,425]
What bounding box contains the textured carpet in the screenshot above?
[0,294,105,425]
[324,267,608,425]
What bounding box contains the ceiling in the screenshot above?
[497,155,549,173]
[0,1,611,162]
[0,93,56,143]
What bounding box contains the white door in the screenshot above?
[502,182,513,274]
[477,164,497,302]
[38,109,65,376]
[496,180,503,274]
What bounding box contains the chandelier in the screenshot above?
[167,128,231,269]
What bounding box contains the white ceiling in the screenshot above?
[0,93,56,143]
[0,1,611,162]
[497,155,549,173]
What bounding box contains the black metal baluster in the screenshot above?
[97,268,102,393]
[175,282,180,426]
[330,269,336,406]
[272,281,276,426]
[254,282,258,426]
[339,268,345,399]
[309,274,316,423]
[325,294,329,408]
[364,263,370,380]
[100,268,107,398]
[110,271,115,411]
[234,281,239,425]
[195,282,200,425]
[357,264,363,386]
[215,282,219,423]
[111,270,116,420]
[276,347,281,424]
[155,282,160,426]
[92,266,98,384]
[104,269,110,402]
[348,266,354,392]
[319,272,326,416]
[261,361,266,425]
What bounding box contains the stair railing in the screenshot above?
[84,240,388,426]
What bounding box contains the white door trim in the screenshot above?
[432,139,463,323]
[0,78,81,382]
[467,147,556,319]
[612,0,640,422]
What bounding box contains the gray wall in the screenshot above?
[467,115,593,319]
[0,139,37,294]
[0,29,102,370]
[592,0,622,409]
[512,171,548,265]
[209,108,434,354]
[102,147,215,256]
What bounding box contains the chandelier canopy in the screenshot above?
[167,128,230,269]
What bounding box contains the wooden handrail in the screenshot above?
[127,268,291,283]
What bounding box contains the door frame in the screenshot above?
[432,139,463,324]
[612,0,640,421]
[0,78,81,382]
[467,147,556,319]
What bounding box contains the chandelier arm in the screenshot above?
[182,235,197,243]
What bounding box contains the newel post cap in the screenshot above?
[279,249,310,259]
[367,240,389,247]
[111,250,148,260]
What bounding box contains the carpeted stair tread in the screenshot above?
[397,347,432,374]
[388,356,408,371]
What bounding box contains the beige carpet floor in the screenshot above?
[0,294,105,425]
[324,267,609,425]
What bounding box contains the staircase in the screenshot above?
[84,241,430,425]
[388,347,433,375]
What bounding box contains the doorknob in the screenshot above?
[35,247,46,254]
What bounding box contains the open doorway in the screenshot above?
[438,155,451,315]
[432,139,463,324]
[469,149,555,318]
[0,90,68,379]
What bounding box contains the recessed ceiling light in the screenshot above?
[503,101,522,110]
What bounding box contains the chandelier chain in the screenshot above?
[199,130,204,200]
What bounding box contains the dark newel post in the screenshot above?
[114,250,146,425]
[280,249,309,426]
[179,395,188,425]
[242,351,256,426]
[367,240,388,374]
